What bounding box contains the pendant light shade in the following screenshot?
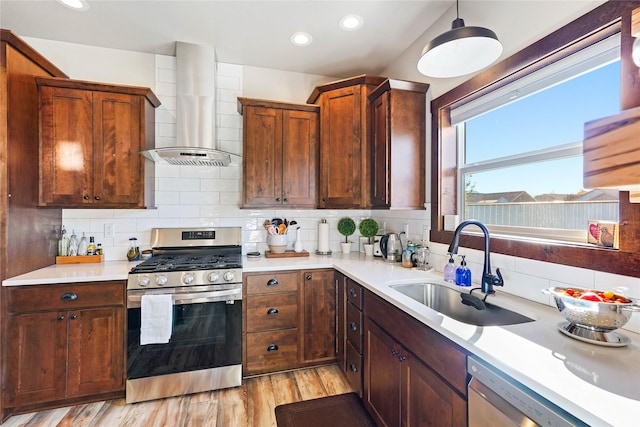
[417,2,502,78]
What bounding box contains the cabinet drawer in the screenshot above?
[345,341,363,397]
[246,329,298,373]
[346,302,363,353]
[246,293,298,332]
[346,279,363,310]
[7,282,125,313]
[245,272,298,295]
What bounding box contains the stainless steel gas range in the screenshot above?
[125,227,243,404]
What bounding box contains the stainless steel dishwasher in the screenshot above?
[467,356,588,427]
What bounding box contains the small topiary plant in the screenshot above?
[359,218,379,244]
[337,217,356,243]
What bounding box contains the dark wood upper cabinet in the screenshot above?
[238,98,319,208]
[369,79,429,209]
[36,77,160,208]
[308,75,386,209]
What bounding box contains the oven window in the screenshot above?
[127,300,242,379]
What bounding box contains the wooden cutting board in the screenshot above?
[264,250,310,258]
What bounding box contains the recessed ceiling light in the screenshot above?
[290,32,313,47]
[57,0,90,11]
[340,14,363,31]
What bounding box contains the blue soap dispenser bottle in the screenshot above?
[455,255,472,286]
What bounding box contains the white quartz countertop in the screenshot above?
[4,253,639,426]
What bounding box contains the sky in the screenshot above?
[464,60,621,197]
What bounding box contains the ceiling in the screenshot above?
[0,0,453,78]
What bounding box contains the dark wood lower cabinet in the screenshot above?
[3,282,125,419]
[363,289,468,427]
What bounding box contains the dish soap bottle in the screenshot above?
[68,230,79,256]
[443,253,456,283]
[455,255,471,286]
[77,232,88,256]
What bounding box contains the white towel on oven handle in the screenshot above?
[140,294,173,345]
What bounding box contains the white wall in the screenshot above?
[28,37,640,335]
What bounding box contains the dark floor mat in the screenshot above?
[275,392,376,427]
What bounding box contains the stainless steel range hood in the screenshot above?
[142,42,239,166]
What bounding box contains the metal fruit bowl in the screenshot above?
[543,287,640,331]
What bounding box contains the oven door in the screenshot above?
[126,287,242,381]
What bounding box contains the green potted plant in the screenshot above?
[359,218,379,256]
[337,217,356,253]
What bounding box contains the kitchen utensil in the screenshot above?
[267,225,278,235]
[543,286,640,331]
[379,233,402,263]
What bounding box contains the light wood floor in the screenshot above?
[2,365,353,427]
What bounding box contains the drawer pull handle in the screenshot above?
[266,279,279,287]
[349,288,357,298]
[70,314,77,320]
[276,197,281,202]
[58,315,65,321]
[94,195,101,201]
[83,195,90,200]
[283,198,288,202]
[306,275,312,280]
[267,308,279,315]
[61,292,78,301]
[391,349,398,356]
[349,363,358,374]
[349,321,358,331]
[267,344,279,352]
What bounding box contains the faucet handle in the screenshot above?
[493,268,504,287]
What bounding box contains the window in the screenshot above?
[455,36,620,243]
[430,1,640,278]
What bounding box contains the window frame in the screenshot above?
[430,1,640,278]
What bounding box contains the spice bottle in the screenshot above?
[87,236,97,255]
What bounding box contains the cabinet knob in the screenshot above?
[70,314,78,320]
[266,278,279,287]
[267,308,279,315]
[349,363,358,374]
[306,275,312,280]
[349,288,358,298]
[349,321,358,331]
[57,315,65,321]
[267,344,279,352]
[398,355,406,362]
[83,195,90,200]
[283,198,288,202]
[60,292,78,301]
[322,198,326,202]
[276,197,281,202]
[94,195,101,201]
[391,349,398,356]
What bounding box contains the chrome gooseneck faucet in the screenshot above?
[447,219,504,294]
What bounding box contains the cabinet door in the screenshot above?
[242,105,283,206]
[93,91,143,206]
[66,306,125,397]
[5,312,67,406]
[371,91,390,207]
[319,85,363,208]
[364,318,402,427]
[335,272,346,373]
[403,356,467,427]
[282,109,318,206]
[300,270,336,363]
[38,86,93,206]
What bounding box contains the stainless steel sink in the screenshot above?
[389,283,534,326]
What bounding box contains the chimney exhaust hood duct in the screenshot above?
[141,42,240,166]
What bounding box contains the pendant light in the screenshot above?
[417,0,502,78]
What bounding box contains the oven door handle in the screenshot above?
[127,288,241,308]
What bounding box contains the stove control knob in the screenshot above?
[223,271,235,282]
[156,275,168,286]
[138,276,151,287]
[208,272,220,283]
[183,273,195,285]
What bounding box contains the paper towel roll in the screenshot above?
[317,219,330,253]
